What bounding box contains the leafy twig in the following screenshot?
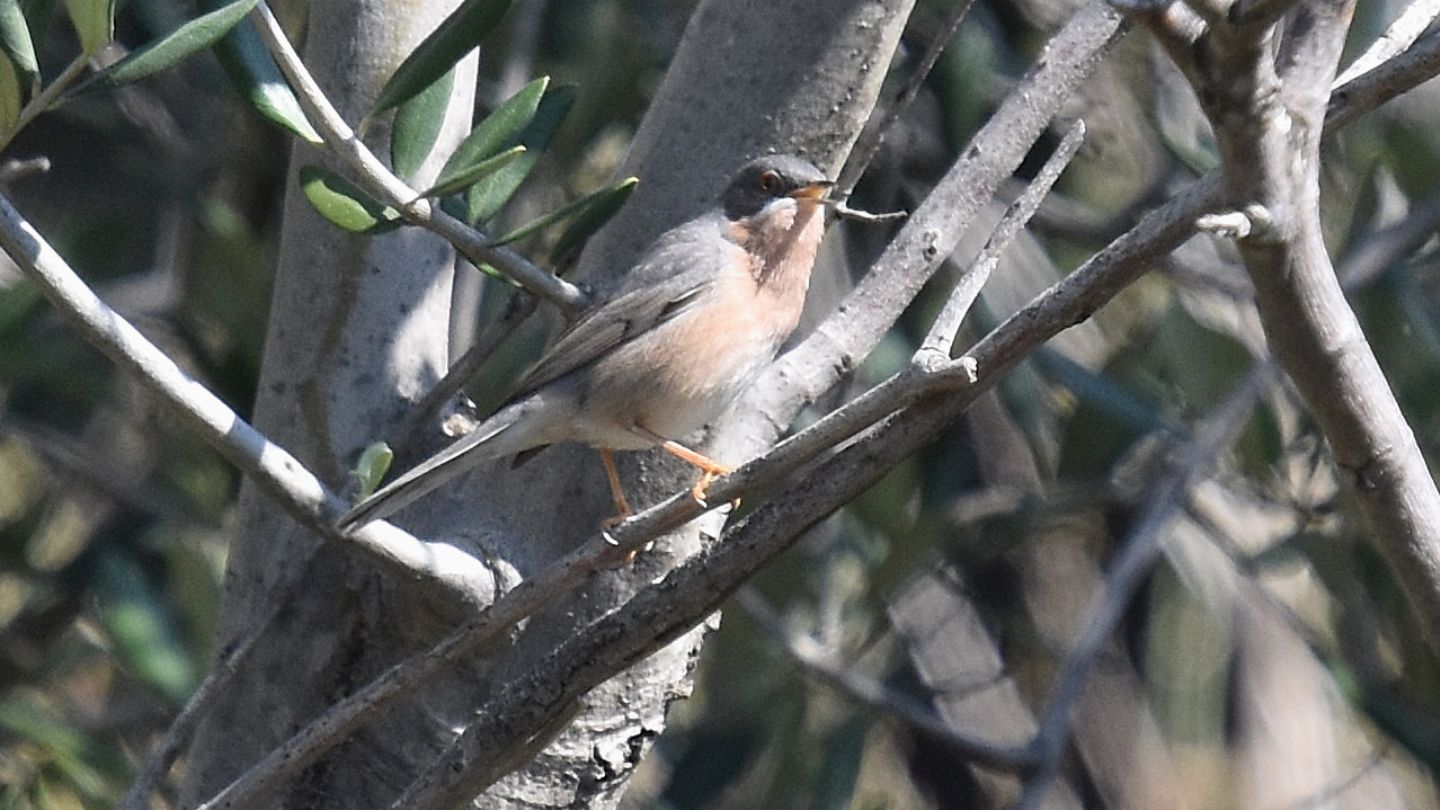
[247,3,589,316]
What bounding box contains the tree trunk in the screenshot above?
[182,0,479,804]
[185,0,912,806]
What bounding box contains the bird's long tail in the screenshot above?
[337,398,542,531]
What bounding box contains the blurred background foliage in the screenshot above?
[1,0,1440,806]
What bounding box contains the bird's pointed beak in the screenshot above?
[788,180,834,202]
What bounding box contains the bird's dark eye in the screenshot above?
[759,170,783,195]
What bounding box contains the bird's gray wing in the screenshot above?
[511,268,714,398]
[338,277,712,529]
[339,394,560,529]
[511,214,732,397]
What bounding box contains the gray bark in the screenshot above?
[465,1,913,805]
[186,0,912,807]
[1165,0,1440,651]
[183,1,481,804]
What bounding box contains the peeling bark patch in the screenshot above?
[591,728,657,781]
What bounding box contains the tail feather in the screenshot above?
[338,400,539,530]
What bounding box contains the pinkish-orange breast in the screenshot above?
[727,199,825,340]
[582,202,826,444]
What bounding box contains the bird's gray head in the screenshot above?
[721,155,832,221]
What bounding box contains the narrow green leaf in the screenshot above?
[63,0,113,54]
[465,84,574,224]
[420,143,523,199]
[299,165,402,233]
[433,75,545,189]
[473,261,520,286]
[78,0,259,91]
[488,176,636,248]
[547,177,638,264]
[208,11,321,143]
[391,67,454,181]
[371,0,512,114]
[0,0,37,91]
[352,443,394,500]
[0,53,20,134]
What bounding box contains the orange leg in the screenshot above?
[627,426,733,507]
[597,448,634,524]
[597,448,639,565]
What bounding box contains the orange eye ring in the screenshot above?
[759,170,783,195]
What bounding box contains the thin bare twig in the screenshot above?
[0,55,89,154]
[248,4,589,316]
[0,156,50,184]
[396,291,540,449]
[119,624,265,810]
[1338,192,1440,288]
[1329,27,1440,130]
[920,118,1086,357]
[1015,367,1272,810]
[736,589,1035,771]
[831,202,908,223]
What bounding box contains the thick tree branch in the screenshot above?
[1333,0,1440,86]
[1329,26,1440,130]
[394,35,1440,785]
[732,0,1127,458]
[193,123,1089,807]
[1138,0,1440,651]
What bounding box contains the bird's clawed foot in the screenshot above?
[688,464,739,511]
[640,434,737,510]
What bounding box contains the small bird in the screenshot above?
[339,154,832,531]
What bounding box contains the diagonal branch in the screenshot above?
[921,119,1087,357]
[1015,366,1274,809]
[733,0,1127,456]
[1133,0,1440,652]
[0,195,497,611]
[189,13,1440,806]
[1333,0,1440,86]
[835,0,978,197]
[389,30,1440,792]
[736,588,1035,771]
